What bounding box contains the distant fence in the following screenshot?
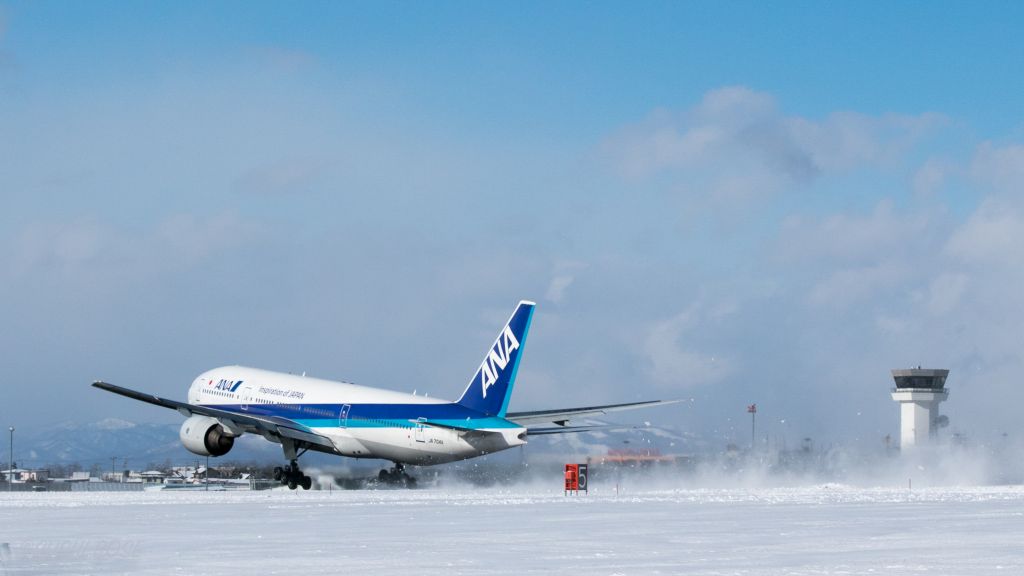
[1,482,149,492]
[1,479,287,492]
[69,482,146,492]
[251,479,278,491]
[0,482,55,492]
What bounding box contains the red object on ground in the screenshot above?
[565,464,579,491]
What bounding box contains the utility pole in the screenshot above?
[747,404,757,450]
[8,426,13,492]
[111,456,117,482]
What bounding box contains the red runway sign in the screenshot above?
[564,463,588,495]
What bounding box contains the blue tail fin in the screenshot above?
[456,301,535,417]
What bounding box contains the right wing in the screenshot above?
[506,399,678,428]
[91,381,336,451]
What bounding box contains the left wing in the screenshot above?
[506,399,678,427]
[91,381,337,451]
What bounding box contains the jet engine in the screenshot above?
[179,415,236,457]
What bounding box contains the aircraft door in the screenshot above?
[339,404,351,428]
[414,417,427,443]
[240,386,253,411]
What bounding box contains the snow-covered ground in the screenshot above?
[2,484,1023,575]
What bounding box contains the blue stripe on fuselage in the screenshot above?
[199,402,521,430]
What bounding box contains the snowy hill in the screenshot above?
[18,419,280,469]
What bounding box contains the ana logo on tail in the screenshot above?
[480,325,520,398]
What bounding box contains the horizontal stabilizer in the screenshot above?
[411,420,513,439]
[525,425,610,435]
[411,419,478,432]
[506,399,679,427]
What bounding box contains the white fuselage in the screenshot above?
[188,366,527,465]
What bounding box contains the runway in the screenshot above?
[2,484,1023,575]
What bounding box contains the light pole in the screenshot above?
[747,404,757,451]
[8,426,14,492]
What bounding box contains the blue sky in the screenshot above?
[9,3,1024,130]
[2,2,1024,452]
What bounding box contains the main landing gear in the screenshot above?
[274,460,312,490]
[378,463,417,487]
[276,439,312,490]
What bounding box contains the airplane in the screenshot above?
[93,301,674,489]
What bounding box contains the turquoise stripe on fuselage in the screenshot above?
[317,416,519,429]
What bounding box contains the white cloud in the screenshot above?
[10,219,109,273]
[970,142,1024,194]
[946,142,1024,270]
[694,86,776,122]
[921,273,970,316]
[873,313,909,337]
[602,87,943,199]
[807,261,907,309]
[641,306,735,389]
[6,212,262,285]
[912,158,953,198]
[545,261,588,304]
[945,199,1024,266]
[777,199,934,265]
[545,275,574,304]
[785,111,941,173]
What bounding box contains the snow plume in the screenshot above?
[501,433,1024,492]
[304,432,1024,493]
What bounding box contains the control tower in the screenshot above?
[890,368,949,449]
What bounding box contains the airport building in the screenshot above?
[890,368,949,449]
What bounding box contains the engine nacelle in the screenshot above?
[179,415,236,457]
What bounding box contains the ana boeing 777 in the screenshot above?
[94,301,672,488]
